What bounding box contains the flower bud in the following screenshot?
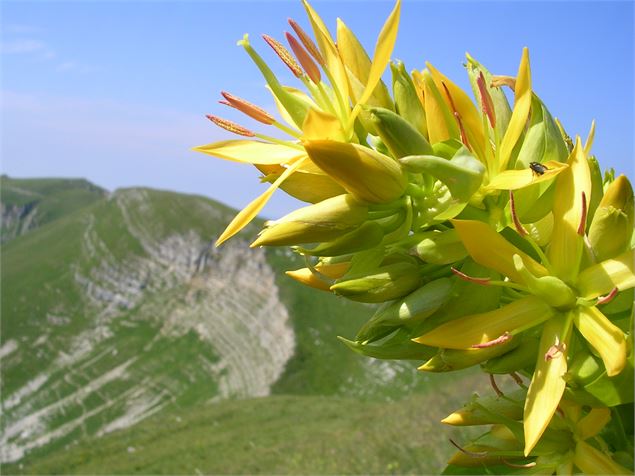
[366,106,432,158]
[304,140,407,204]
[356,278,452,341]
[420,338,518,372]
[295,221,384,257]
[442,388,526,426]
[588,175,634,262]
[251,194,368,247]
[412,229,468,265]
[285,268,331,291]
[330,262,422,303]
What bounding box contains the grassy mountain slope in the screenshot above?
[1,182,462,470]
[10,388,488,475]
[1,176,106,242]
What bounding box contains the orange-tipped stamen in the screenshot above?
[578,191,588,236]
[597,287,619,306]
[441,81,471,151]
[489,374,504,397]
[451,267,491,285]
[477,71,496,128]
[510,191,528,237]
[218,100,232,107]
[206,114,255,137]
[288,18,325,66]
[285,32,321,84]
[472,332,512,349]
[221,91,275,125]
[544,340,566,361]
[262,34,303,77]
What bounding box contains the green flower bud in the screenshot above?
[513,254,577,310]
[294,221,384,257]
[251,194,368,247]
[330,261,422,303]
[442,388,526,426]
[412,229,468,265]
[366,106,432,158]
[356,278,452,341]
[588,175,634,262]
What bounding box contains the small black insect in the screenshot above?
[529,162,548,176]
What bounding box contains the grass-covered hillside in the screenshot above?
[1,178,482,474]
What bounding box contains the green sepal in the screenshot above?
[339,328,436,361]
[391,60,427,136]
[411,228,468,265]
[582,351,634,406]
[400,147,485,201]
[481,334,539,374]
[432,139,463,159]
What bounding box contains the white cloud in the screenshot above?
[0,39,47,55]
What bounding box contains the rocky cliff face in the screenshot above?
[1,187,295,463]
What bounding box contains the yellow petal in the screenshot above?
[584,120,596,156]
[304,140,407,203]
[350,0,400,123]
[336,18,393,108]
[498,48,532,171]
[548,137,592,282]
[573,306,626,377]
[576,407,610,440]
[523,316,571,456]
[414,296,553,349]
[193,140,304,165]
[485,161,569,191]
[422,70,457,143]
[427,62,486,161]
[574,440,632,475]
[301,0,349,103]
[576,249,635,298]
[302,107,345,141]
[452,219,548,283]
[216,158,307,246]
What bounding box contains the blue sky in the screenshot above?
[1,0,633,218]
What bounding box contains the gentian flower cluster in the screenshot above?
[195,1,634,472]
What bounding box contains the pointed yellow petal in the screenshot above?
[351,0,400,119]
[193,140,304,165]
[574,440,632,475]
[427,62,486,161]
[548,137,592,282]
[302,107,345,141]
[584,120,596,156]
[499,48,532,171]
[422,70,457,143]
[573,306,626,377]
[216,158,307,246]
[576,249,635,298]
[485,161,569,191]
[274,169,346,203]
[452,219,548,283]
[576,407,610,440]
[523,317,571,456]
[301,0,349,102]
[414,296,553,349]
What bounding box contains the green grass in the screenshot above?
[8,385,489,475]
